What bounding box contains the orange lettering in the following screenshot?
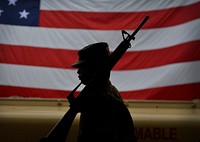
[135,127,177,140]
[153,128,161,139]
[135,127,144,139]
[144,128,152,140]
[170,128,177,140]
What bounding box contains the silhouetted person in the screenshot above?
[71,42,137,142]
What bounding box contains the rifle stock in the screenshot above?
[41,16,149,142]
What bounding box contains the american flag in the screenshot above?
[0,0,200,100]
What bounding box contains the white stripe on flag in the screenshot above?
[1,19,200,51]
[40,0,200,12]
[111,61,200,91]
[1,61,200,91]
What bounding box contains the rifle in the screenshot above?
[41,16,149,142]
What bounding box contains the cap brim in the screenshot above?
[71,60,86,68]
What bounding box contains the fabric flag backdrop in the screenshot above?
[0,0,200,100]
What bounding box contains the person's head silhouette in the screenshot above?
[72,42,110,84]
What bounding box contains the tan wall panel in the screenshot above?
[0,99,200,142]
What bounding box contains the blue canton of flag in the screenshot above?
[0,0,40,26]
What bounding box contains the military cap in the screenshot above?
[72,42,110,68]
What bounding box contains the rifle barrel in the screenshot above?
[128,16,150,41]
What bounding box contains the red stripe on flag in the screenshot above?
[0,44,78,69]
[39,2,200,29]
[0,85,69,98]
[114,40,200,70]
[1,83,200,100]
[121,83,200,101]
[1,40,200,70]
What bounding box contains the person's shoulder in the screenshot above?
[106,82,123,101]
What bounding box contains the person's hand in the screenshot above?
[68,97,82,112]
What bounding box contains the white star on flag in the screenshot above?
[0,10,3,16]
[19,9,30,19]
[8,0,18,6]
